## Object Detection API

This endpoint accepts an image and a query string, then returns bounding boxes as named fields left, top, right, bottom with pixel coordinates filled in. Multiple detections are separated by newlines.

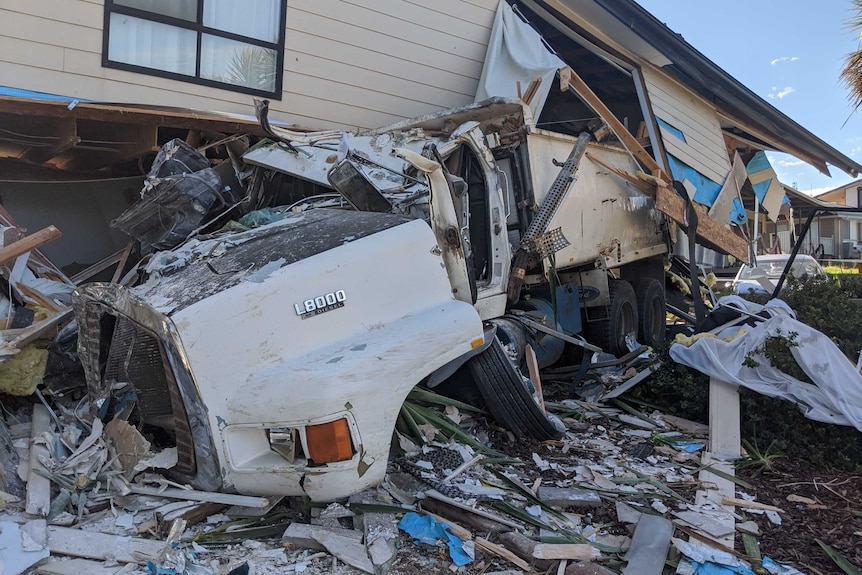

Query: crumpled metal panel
left=71, top=283, right=222, bottom=491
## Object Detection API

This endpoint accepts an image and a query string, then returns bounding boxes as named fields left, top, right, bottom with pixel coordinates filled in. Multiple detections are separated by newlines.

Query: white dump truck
left=73, top=98, right=670, bottom=500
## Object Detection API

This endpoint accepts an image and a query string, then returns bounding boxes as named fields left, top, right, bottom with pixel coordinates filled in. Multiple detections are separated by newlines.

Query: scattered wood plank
left=655, top=185, right=749, bottom=263
left=425, top=490, right=523, bottom=530
left=559, top=66, right=665, bottom=179
left=585, top=152, right=655, bottom=195
left=475, top=536, right=531, bottom=571
left=622, top=514, right=673, bottom=575
left=125, top=485, right=270, bottom=508
left=25, top=404, right=52, bottom=517
left=720, top=497, right=784, bottom=514
left=661, top=414, right=709, bottom=435
left=47, top=526, right=163, bottom=564
left=35, top=558, right=134, bottom=575
left=497, top=531, right=554, bottom=571
left=522, top=77, right=542, bottom=106
left=532, top=543, right=600, bottom=561
left=536, top=486, right=602, bottom=509
left=14, top=283, right=64, bottom=313
left=525, top=344, right=545, bottom=412
left=420, top=498, right=509, bottom=534
left=70, top=248, right=126, bottom=285
left=421, top=511, right=472, bottom=541
left=0, top=226, right=62, bottom=267
left=2, top=308, right=75, bottom=354
left=111, top=241, right=135, bottom=284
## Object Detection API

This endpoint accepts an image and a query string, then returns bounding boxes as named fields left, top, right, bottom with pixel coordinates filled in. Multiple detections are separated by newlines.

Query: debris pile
left=0, top=382, right=824, bottom=575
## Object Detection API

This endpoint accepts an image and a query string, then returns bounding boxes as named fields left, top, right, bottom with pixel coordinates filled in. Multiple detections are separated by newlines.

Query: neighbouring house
left=811, top=179, right=862, bottom=259
left=1, top=0, right=860, bottom=271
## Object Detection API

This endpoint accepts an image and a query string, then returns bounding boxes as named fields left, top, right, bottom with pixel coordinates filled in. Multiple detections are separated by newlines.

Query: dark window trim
left=102, top=0, right=287, bottom=99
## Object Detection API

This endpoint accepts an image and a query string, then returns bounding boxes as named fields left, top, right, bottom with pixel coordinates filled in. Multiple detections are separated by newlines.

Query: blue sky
left=635, top=0, right=862, bottom=196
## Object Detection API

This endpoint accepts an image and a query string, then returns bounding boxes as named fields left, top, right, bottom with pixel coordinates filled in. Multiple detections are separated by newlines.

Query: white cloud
left=768, top=86, right=795, bottom=99
left=770, top=56, right=800, bottom=66
left=851, top=145, right=862, bottom=156
left=774, top=158, right=804, bottom=168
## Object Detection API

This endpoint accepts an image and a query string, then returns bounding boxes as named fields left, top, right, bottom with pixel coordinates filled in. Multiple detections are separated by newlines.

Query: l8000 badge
left=294, top=290, right=347, bottom=319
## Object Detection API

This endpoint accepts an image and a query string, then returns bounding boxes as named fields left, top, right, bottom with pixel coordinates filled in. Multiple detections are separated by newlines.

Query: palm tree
left=224, top=46, right=277, bottom=92
left=841, top=1, right=862, bottom=111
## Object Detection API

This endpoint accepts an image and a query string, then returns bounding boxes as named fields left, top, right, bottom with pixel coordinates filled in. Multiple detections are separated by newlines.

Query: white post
left=753, top=195, right=760, bottom=255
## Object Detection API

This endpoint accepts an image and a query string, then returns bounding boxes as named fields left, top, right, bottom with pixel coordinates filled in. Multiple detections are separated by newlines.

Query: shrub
left=631, top=274, right=862, bottom=470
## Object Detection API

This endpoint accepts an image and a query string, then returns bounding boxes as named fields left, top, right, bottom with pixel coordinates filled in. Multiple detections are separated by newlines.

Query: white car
left=732, top=254, right=826, bottom=295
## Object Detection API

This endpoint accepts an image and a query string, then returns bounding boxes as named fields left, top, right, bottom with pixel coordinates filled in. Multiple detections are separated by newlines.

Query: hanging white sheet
left=475, top=1, right=564, bottom=119
left=671, top=296, right=862, bottom=432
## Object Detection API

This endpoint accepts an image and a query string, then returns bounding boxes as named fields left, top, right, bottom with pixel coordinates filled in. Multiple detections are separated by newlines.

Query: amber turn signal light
left=305, top=418, right=354, bottom=464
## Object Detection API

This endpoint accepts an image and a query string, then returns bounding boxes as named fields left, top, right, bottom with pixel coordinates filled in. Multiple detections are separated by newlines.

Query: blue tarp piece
left=746, top=151, right=790, bottom=205
left=670, top=441, right=705, bottom=453
left=665, top=155, right=748, bottom=224
left=0, top=86, right=89, bottom=102
left=398, top=512, right=473, bottom=566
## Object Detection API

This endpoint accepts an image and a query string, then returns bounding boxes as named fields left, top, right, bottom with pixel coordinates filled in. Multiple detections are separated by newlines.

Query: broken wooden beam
left=0, top=226, right=61, bottom=267
left=475, top=536, right=531, bottom=571
left=560, top=66, right=665, bottom=180
left=656, top=184, right=749, bottom=263
left=561, top=65, right=750, bottom=263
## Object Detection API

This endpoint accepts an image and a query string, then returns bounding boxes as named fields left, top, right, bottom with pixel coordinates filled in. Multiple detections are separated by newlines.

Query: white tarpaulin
left=475, top=1, right=564, bottom=119
left=671, top=296, right=862, bottom=432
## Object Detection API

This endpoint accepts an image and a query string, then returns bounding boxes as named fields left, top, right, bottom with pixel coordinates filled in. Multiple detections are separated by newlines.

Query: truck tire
left=467, top=337, right=564, bottom=440
left=636, top=277, right=666, bottom=347
left=588, top=279, right=638, bottom=356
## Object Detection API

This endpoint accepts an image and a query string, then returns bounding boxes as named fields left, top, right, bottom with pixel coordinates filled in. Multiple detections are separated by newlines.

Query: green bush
left=631, top=275, right=862, bottom=471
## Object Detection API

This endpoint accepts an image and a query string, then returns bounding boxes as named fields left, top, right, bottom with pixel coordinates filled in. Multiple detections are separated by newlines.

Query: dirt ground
left=737, top=460, right=862, bottom=575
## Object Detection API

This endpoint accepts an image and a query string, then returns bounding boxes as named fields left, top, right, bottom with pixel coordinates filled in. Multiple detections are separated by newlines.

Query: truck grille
left=104, top=316, right=197, bottom=476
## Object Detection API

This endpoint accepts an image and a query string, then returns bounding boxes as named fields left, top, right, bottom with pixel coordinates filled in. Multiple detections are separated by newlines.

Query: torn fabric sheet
left=475, top=1, right=564, bottom=118
left=671, top=303, right=862, bottom=432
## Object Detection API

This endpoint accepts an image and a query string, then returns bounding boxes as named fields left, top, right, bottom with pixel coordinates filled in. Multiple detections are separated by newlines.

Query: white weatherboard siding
left=641, top=66, right=732, bottom=184
left=0, top=0, right=497, bottom=130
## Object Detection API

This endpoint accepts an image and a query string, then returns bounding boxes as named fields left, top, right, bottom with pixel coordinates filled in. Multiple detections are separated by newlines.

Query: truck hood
left=129, top=209, right=411, bottom=316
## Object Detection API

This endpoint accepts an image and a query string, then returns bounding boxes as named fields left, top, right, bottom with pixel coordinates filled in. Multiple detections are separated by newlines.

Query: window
left=103, top=0, right=286, bottom=97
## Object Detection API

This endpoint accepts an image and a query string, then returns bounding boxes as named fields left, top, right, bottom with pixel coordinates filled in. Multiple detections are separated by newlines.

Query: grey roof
left=585, top=0, right=862, bottom=178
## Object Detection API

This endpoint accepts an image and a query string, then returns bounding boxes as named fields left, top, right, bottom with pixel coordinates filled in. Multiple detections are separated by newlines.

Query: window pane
left=114, top=0, right=198, bottom=21
left=203, top=0, right=280, bottom=43
left=108, top=14, right=197, bottom=76
left=200, top=35, right=277, bottom=92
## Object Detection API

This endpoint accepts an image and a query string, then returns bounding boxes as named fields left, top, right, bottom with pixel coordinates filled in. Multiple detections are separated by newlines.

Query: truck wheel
left=636, top=278, right=666, bottom=347
left=588, top=279, right=638, bottom=356
left=467, top=337, right=564, bottom=440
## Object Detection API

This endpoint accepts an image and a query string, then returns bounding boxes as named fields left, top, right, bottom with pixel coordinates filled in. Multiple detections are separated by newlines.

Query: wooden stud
left=14, top=282, right=64, bottom=313
left=475, top=537, right=531, bottom=571
left=559, top=66, right=666, bottom=179
left=0, top=226, right=62, bottom=267
left=525, top=344, right=545, bottom=412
